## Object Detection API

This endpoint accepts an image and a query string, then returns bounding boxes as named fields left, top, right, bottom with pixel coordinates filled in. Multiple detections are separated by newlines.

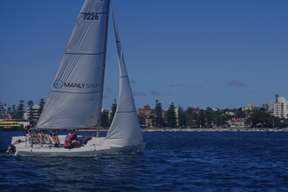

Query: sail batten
left=36, top=0, right=110, bottom=130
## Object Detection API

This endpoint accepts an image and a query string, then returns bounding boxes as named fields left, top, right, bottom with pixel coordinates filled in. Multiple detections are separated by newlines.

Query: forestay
left=37, top=0, right=110, bottom=129
left=106, top=11, right=143, bottom=146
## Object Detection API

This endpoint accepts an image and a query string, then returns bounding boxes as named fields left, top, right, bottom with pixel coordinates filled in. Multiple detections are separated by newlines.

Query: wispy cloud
left=227, top=80, right=248, bottom=88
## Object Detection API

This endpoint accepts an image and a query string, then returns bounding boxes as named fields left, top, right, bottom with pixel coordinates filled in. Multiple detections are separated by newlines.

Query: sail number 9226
left=81, top=12, right=99, bottom=20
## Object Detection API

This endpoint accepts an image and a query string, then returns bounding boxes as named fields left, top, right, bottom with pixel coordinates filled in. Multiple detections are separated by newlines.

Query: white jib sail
left=37, top=0, right=110, bottom=129
left=106, top=11, right=143, bottom=146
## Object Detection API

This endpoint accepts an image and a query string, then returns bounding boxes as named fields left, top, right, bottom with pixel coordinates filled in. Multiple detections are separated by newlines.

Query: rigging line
left=55, top=56, right=77, bottom=82
left=62, top=56, right=80, bottom=83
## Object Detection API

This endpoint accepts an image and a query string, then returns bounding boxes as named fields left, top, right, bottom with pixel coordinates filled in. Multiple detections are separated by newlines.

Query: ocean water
left=1, top=131, right=288, bottom=192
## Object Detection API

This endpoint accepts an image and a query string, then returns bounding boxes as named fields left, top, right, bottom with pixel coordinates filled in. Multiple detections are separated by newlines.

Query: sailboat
left=8, top=0, right=144, bottom=156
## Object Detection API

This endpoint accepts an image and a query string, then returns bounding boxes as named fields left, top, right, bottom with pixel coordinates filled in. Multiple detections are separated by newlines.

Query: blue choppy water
left=1, top=131, right=288, bottom=192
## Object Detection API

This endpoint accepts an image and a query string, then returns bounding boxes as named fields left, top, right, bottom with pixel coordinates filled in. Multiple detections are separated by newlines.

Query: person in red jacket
left=64, top=130, right=81, bottom=149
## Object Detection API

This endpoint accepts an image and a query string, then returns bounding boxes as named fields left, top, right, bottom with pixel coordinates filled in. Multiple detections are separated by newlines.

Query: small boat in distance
left=8, top=0, right=144, bottom=156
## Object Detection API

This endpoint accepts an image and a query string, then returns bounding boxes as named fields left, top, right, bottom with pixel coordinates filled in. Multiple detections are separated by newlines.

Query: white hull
left=10, top=136, right=145, bottom=157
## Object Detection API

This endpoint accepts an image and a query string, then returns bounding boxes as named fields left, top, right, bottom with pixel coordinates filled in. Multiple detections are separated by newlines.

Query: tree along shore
left=1, top=99, right=288, bottom=130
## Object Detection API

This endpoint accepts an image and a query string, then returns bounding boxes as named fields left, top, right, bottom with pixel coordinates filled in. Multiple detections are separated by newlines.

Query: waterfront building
left=225, top=111, right=235, bottom=116
left=271, top=95, right=288, bottom=119
left=24, top=104, right=41, bottom=124
left=0, top=102, right=7, bottom=119
left=228, top=117, right=246, bottom=128
left=242, top=104, right=256, bottom=112
left=138, top=105, right=155, bottom=128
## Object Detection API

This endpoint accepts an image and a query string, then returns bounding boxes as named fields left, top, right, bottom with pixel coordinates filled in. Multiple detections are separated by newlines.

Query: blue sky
left=0, top=0, right=288, bottom=109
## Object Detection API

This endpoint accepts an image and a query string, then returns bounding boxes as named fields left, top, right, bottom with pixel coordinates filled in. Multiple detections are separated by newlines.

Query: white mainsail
left=37, top=0, right=110, bottom=129
left=106, top=11, right=143, bottom=146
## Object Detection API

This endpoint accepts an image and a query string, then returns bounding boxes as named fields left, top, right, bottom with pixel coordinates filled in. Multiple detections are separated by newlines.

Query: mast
left=106, top=10, right=143, bottom=146
left=36, top=0, right=110, bottom=130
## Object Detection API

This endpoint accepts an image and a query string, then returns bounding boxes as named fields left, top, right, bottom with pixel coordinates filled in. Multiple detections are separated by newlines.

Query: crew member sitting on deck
left=64, top=130, right=81, bottom=149
left=49, top=130, right=60, bottom=147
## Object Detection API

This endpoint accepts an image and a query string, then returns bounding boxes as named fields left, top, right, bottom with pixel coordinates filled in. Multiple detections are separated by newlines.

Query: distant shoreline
left=2, top=128, right=288, bottom=132
left=82, top=127, right=288, bottom=132
left=144, top=128, right=288, bottom=132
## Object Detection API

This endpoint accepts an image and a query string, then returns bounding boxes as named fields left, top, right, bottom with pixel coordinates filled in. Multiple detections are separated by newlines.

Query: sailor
left=64, top=130, right=81, bottom=149
left=37, top=131, right=45, bottom=144
left=49, top=130, right=60, bottom=147
left=25, top=128, right=32, bottom=143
